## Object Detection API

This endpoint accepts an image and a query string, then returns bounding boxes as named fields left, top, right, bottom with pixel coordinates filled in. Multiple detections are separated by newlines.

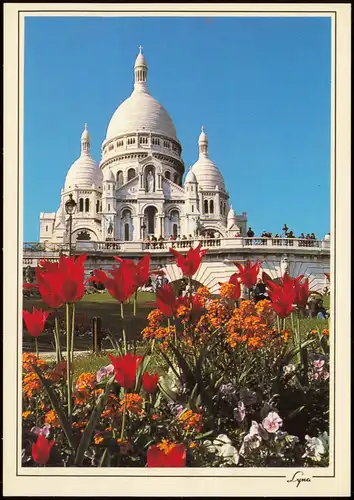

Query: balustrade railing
left=23, top=237, right=327, bottom=255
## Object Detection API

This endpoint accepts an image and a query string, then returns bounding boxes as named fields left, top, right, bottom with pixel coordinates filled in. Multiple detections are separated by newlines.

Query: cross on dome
left=138, top=45, right=143, bottom=53
left=198, top=125, right=208, bottom=157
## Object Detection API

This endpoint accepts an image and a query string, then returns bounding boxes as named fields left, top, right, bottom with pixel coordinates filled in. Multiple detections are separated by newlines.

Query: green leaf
left=98, top=448, right=109, bottom=467
left=169, top=343, right=196, bottom=391
left=31, top=364, right=75, bottom=450
left=135, top=352, right=152, bottom=393
left=158, top=348, right=183, bottom=383
left=74, top=374, right=115, bottom=466
left=157, top=379, right=183, bottom=403
left=194, top=430, right=214, bottom=441
left=188, top=383, right=200, bottom=412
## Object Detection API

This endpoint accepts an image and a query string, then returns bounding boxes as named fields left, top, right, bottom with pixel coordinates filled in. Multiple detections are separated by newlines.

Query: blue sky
left=24, top=16, right=331, bottom=241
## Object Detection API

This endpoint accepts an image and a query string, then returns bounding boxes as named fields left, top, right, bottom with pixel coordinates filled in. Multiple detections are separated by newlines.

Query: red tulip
left=267, top=284, right=296, bottom=318
left=39, top=255, right=87, bottom=304
left=294, top=278, right=310, bottom=307
left=32, top=434, right=54, bottom=465
left=147, top=443, right=186, bottom=467
left=169, top=243, right=207, bottom=277
left=108, top=352, right=143, bottom=389
left=114, top=254, right=165, bottom=289
left=23, top=307, right=50, bottom=337
left=90, top=262, right=137, bottom=303
left=35, top=266, right=64, bottom=308
left=156, top=284, right=178, bottom=317
left=142, top=372, right=159, bottom=393
left=234, top=260, right=261, bottom=289
left=325, top=273, right=330, bottom=282
left=228, top=273, right=241, bottom=299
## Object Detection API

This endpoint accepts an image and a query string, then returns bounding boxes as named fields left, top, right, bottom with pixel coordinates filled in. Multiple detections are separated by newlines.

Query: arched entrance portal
left=144, top=206, right=158, bottom=236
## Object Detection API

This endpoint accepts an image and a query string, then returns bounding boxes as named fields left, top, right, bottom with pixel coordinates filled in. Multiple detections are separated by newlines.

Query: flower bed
left=22, top=249, right=330, bottom=467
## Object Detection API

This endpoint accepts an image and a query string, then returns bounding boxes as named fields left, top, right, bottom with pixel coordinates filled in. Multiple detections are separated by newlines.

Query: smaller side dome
left=103, top=167, right=115, bottom=182
left=227, top=205, right=236, bottom=220
left=185, top=166, right=197, bottom=183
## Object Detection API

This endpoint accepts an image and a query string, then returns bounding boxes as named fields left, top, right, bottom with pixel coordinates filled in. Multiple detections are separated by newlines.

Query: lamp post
left=65, top=194, right=77, bottom=257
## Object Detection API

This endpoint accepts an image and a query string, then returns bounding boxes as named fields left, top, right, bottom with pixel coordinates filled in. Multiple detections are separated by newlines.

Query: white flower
left=159, top=369, right=182, bottom=394
left=219, top=444, right=240, bottom=465
left=30, top=424, right=51, bottom=438
left=204, top=435, right=239, bottom=465
left=302, top=435, right=327, bottom=461
left=283, top=364, right=296, bottom=375
left=262, top=412, right=283, bottom=433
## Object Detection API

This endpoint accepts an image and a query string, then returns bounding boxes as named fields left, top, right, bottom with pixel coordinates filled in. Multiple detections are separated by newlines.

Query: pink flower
left=313, top=359, right=325, bottom=370
left=30, top=424, right=51, bottom=438
left=262, top=412, right=283, bottom=434
left=233, top=401, right=246, bottom=422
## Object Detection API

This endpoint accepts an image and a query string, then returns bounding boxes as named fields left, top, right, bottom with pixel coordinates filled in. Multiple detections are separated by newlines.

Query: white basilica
left=39, top=48, right=247, bottom=245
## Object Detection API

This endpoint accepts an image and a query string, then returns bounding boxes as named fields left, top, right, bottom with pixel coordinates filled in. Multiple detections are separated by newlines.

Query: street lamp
left=65, top=194, right=77, bottom=256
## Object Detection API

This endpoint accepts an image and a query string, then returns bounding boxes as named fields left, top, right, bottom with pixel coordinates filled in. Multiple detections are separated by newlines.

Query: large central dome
left=105, top=48, right=177, bottom=142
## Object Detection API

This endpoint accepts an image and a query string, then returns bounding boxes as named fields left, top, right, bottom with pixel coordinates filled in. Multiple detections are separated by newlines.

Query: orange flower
left=120, top=393, right=143, bottom=415
left=94, top=434, right=104, bottom=444
left=23, top=372, right=42, bottom=398
left=45, top=409, right=60, bottom=428
left=22, top=410, right=31, bottom=419
left=147, top=309, right=164, bottom=327
left=22, top=353, right=48, bottom=373
left=176, top=304, right=191, bottom=323
left=196, top=286, right=211, bottom=300
left=72, top=420, right=88, bottom=429
left=178, top=409, right=203, bottom=433
left=322, top=328, right=329, bottom=337
left=189, top=442, right=198, bottom=449
left=74, top=372, right=96, bottom=405
left=226, top=299, right=276, bottom=350
left=220, top=282, right=239, bottom=300
left=157, top=439, right=177, bottom=455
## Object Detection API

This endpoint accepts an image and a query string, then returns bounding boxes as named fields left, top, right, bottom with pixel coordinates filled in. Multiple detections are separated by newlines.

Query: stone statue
left=280, top=255, right=289, bottom=276
left=107, top=217, right=114, bottom=235
left=147, top=171, right=155, bottom=193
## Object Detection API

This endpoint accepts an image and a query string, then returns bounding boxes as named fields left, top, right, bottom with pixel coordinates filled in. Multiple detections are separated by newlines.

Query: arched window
left=220, top=202, right=223, bottom=214
left=96, top=200, right=100, bottom=213
left=79, top=198, right=84, bottom=212
left=117, top=171, right=124, bottom=186
left=173, top=173, right=178, bottom=184
left=165, top=171, right=171, bottom=180
left=85, top=198, right=89, bottom=212
left=173, top=224, right=178, bottom=239
left=108, top=204, right=111, bottom=211
left=100, top=201, right=102, bottom=212
left=45, top=225, right=48, bottom=232
left=210, top=200, right=214, bottom=214
left=127, top=168, right=136, bottom=181
left=192, top=205, right=194, bottom=212
left=204, top=200, right=209, bottom=214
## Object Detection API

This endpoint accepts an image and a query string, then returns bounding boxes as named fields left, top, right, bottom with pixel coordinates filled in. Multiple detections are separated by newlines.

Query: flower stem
left=133, top=291, right=137, bottom=317
left=54, top=315, right=62, bottom=363
left=120, top=302, right=127, bottom=354
left=70, top=302, right=76, bottom=364
left=35, top=338, right=39, bottom=357
left=276, top=315, right=280, bottom=334
left=120, top=392, right=126, bottom=441
left=66, top=303, right=72, bottom=420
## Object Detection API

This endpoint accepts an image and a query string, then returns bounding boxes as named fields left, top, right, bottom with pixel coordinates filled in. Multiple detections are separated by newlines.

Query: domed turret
left=185, top=166, right=197, bottom=184
left=65, top=124, right=102, bottom=190
left=103, top=167, right=115, bottom=182
left=191, top=126, right=226, bottom=191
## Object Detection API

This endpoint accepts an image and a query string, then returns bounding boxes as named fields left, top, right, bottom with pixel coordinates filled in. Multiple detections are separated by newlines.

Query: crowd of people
left=245, top=279, right=329, bottom=319
left=245, top=224, right=318, bottom=247
left=143, top=232, right=221, bottom=250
